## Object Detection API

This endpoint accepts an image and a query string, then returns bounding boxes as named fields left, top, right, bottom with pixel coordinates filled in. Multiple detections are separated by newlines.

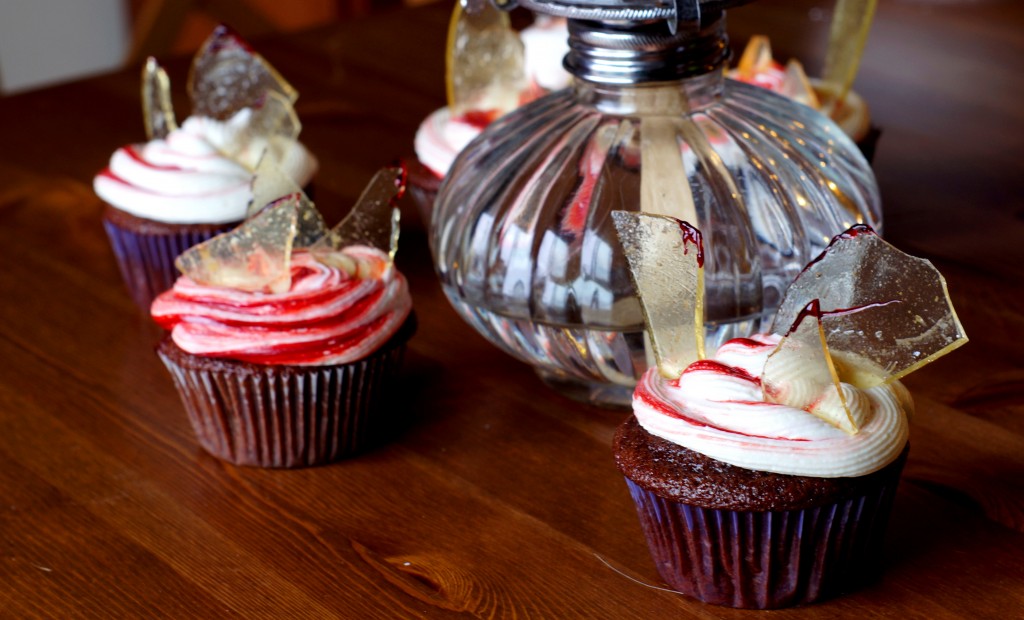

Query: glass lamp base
left=535, top=368, right=634, bottom=409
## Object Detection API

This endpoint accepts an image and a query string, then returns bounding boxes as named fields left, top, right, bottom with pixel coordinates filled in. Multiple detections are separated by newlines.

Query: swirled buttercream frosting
left=151, top=247, right=411, bottom=365
left=94, top=110, right=317, bottom=224
left=414, top=108, right=487, bottom=178
left=633, top=334, right=912, bottom=478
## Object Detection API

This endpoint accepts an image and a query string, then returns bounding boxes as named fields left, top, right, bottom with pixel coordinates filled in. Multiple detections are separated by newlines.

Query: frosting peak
left=634, top=335, right=911, bottom=478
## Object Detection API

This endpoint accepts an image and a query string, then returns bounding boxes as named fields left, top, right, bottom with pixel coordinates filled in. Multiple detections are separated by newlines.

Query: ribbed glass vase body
left=431, top=70, right=880, bottom=407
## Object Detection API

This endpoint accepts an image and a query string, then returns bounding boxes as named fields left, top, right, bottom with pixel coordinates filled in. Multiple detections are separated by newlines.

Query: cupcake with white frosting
left=96, top=25, right=318, bottom=310
left=408, top=14, right=571, bottom=221
left=611, top=217, right=967, bottom=608
left=615, top=335, right=912, bottom=607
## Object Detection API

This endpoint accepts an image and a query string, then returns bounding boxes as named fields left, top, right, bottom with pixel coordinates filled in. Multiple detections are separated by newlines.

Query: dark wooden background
left=0, top=0, right=1021, bottom=616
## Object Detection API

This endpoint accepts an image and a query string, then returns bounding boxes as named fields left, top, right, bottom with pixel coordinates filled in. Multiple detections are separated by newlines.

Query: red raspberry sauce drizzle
left=223, top=313, right=393, bottom=365
left=683, top=359, right=760, bottom=385
left=154, top=249, right=410, bottom=365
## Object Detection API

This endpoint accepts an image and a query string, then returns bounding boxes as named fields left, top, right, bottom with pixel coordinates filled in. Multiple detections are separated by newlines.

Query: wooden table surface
left=1, top=1, right=1022, bottom=617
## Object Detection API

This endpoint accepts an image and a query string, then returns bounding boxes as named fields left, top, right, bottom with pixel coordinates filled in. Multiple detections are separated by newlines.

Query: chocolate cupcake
left=617, top=434, right=904, bottom=607
left=96, top=25, right=317, bottom=309
left=152, top=167, right=413, bottom=468
left=154, top=243, right=414, bottom=467
left=609, top=216, right=968, bottom=609
left=156, top=311, right=415, bottom=468
left=614, top=335, right=913, bottom=608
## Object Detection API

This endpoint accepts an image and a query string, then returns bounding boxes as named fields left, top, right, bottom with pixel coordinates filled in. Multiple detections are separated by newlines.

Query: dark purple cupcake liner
left=102, top=206, right=238, bottom=310
left=623, top=452, right=905, bottom=609
left=156, top=316, right=415, bottom=468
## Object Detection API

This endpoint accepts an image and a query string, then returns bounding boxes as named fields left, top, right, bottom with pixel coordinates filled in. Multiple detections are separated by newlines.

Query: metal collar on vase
left=474, top=0, right=754, bottom=84
left=486, top=0, right=752, bottom=33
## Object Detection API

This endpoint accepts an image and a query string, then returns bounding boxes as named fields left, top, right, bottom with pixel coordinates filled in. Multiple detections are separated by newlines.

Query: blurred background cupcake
left=408, top=9, right=571, bottom=224
left=95, top=25, right=318, bottom=310
left=727, top=35, right=878, bottom=159
left=152, top=167, right=414, bottom=468
left=727, top=0, right=882, bottom=162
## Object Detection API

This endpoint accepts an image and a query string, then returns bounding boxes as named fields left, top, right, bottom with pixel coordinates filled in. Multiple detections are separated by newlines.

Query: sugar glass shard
left=142, top=57, right=177, bottom=140
left=445, top=0, right=525, bottom=117
left=612, top=211, right=705, bottom=379
left=764, top=300, right=856, bottom=434
left=176, top=197, right=299, bottom=294
left=250, top=154, right=326, bottom=246
left=820, top=303, right=902, bottom=389
left=773, top=224, right=968, bottom=386
left=313, top=166, right=405, bottom=260
left=822, top=0, right=877, bottom=102
left=736, top=34, right=774, bottom=79
left=640, top=116, right=699, bottom=226
left=215, top=90, right=301, bottom=171
left=780, top=59, right=820, bottom=108
left=188, top=24, right=297, bottom=121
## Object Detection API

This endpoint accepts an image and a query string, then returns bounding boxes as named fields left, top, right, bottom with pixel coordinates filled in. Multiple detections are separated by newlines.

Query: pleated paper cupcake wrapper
left=156, top=321, right=413, bottom=468
left=102, top=211, right=237, bottom=310
left=624, top=459, right=905, bottom=609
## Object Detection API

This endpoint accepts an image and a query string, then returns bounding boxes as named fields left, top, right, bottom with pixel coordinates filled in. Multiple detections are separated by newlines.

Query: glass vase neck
left=572, top=71, right=724, bottom=115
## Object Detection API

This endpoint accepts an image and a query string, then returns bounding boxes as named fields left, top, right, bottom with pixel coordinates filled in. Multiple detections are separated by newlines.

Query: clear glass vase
left=430, top=17, right=880, bottom=408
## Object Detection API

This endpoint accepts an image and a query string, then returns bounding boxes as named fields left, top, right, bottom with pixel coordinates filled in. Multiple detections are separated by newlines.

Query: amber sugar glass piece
left=445, top=0, right=524, bottom=117
left=249, top=155, right=326, bottom=246
left=188, top=23, right=297, bottom=121
left=823, top=0, right=878, bottom=105
left=612, top=212, right=705, bottom=380
left=142, top=57, right=177, bottom=140
left=311, top=166, right=405, bottom=279
left=770, top=225, right=967, bottom=388
left=780, top=59, right=820, bottom=108
left=175, top=196, right=300, bottom=294
left=735, top=34, right=774, bottom=79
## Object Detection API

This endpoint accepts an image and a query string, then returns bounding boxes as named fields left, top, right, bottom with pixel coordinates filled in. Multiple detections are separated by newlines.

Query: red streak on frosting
left=683, top=359, right=760, bottom=385
left=220, top=313, right=392, bottom=365
left=724, top=337, right=766, bottom=349
left=638, top=378, right=796, bottom=441
left=459, top=110, right=499, bottom=129
left=180, top=285, right=386, bottom=332
left=635, top=382, right=710, bottom=428
left=97, top=165, right=245, bottom=199
left=125, top=145, right=185, bottom=171
left=153, top=249, right=409, bottom=365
